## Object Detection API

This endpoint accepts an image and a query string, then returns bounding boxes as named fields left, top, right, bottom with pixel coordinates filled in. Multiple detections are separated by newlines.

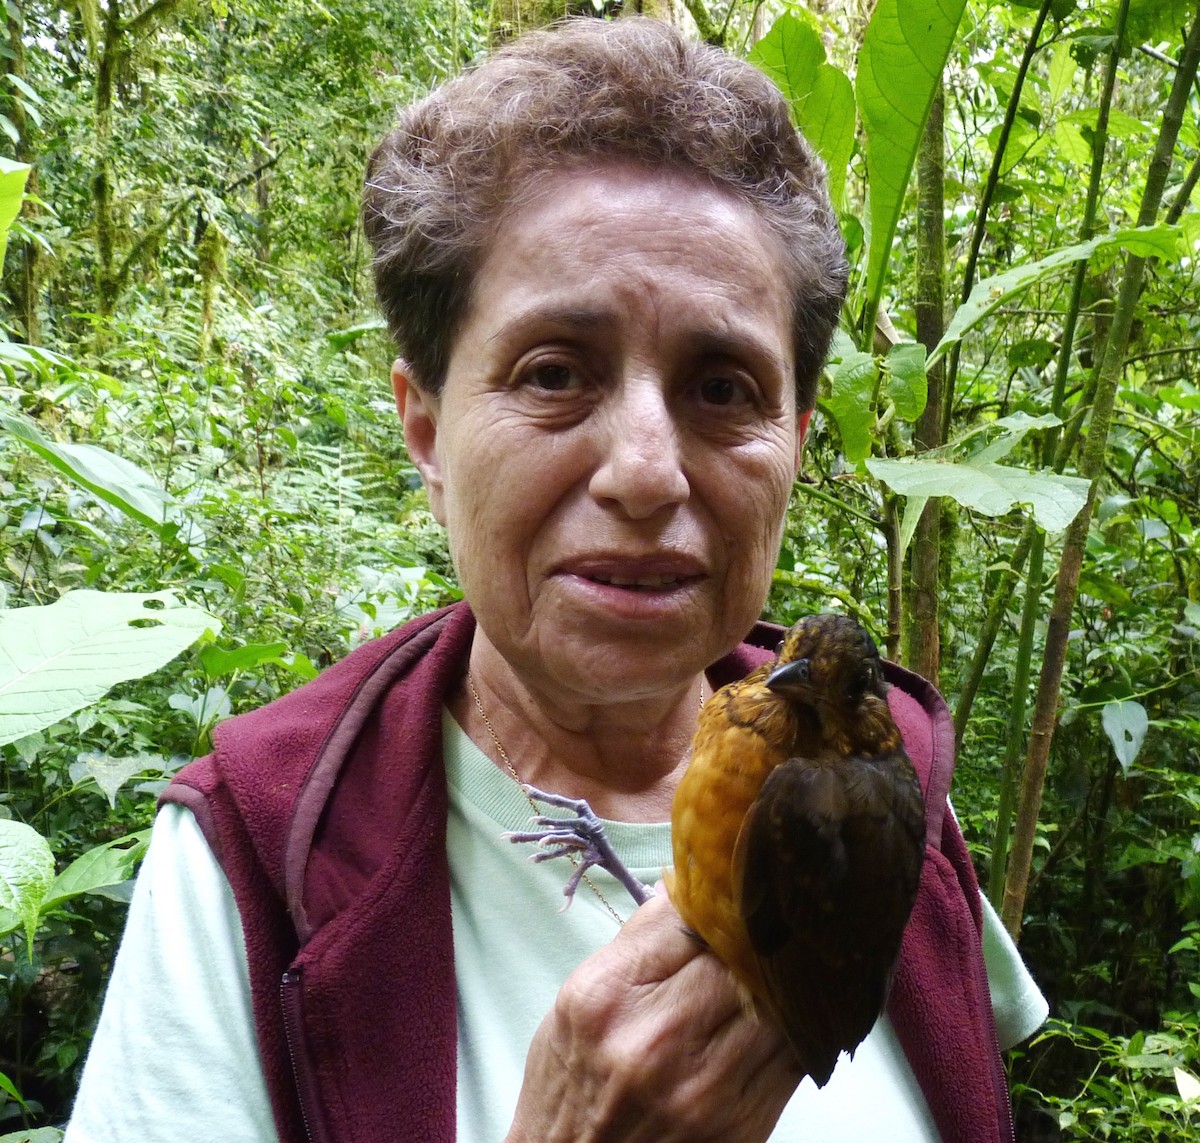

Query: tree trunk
left=93, top=0, right=121, bottom=316
left=92, top=0, right=189, bottom=317
left=3, top=6, right=39, bottom=342
left=904, top=83, right=945, bottom=683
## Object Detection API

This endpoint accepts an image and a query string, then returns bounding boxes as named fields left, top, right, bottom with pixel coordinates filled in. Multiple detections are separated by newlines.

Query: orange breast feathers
left=668, top=614, right=926, bottom=1088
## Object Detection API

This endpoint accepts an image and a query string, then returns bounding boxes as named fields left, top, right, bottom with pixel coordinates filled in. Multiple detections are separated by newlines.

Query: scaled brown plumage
left=668, top=613, right=925, bottom=1087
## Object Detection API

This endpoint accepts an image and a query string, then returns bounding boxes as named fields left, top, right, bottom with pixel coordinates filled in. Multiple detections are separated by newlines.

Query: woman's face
left=396, top=164, right=801, bottom=706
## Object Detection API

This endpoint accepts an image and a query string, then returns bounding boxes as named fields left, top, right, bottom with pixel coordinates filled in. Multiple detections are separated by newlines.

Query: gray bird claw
left=503, top=784, right=652, bottom=908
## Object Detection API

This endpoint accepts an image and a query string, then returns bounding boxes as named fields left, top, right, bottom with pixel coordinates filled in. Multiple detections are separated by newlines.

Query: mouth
left=561, top=555, right=706, bottom=596
left=582, top=572, right=690, bottom=592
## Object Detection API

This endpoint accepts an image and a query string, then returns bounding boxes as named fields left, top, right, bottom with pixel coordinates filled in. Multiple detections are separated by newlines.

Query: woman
left=66, top=17, right=1045, bottom=1143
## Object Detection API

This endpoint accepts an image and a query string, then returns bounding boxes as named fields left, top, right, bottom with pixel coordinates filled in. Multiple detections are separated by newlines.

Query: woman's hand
left=504, top=887, right=801, bottom=1143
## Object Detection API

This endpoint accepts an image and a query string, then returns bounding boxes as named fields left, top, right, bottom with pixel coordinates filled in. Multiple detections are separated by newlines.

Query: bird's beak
left=766, top=658, right=811, bottom=696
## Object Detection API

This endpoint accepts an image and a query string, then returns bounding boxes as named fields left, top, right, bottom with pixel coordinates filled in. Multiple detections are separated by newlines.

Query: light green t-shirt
left=66, top=711, right=1047, bottom=1142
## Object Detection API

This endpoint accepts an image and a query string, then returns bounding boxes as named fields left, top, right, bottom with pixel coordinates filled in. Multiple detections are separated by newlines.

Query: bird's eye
left=775, top=639, right=785, bottom=655
left=847, top=665, right=875, bottom=704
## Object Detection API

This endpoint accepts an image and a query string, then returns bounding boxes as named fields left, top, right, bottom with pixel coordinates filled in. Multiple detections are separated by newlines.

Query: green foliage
left=856, top=0, right=967, bottom=328
left=1016, top=1014, right=1200, bottom=1138
left=749, top=14, right=855, bottom=211
left=0, top=0, right=476, bottom=1128
left=0, top=592, right=220, bottom=745
left=0, top=160, right=30, bottom=270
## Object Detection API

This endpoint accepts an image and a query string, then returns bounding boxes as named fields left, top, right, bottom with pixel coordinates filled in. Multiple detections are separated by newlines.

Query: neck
left=451, top=631, right=707, bottom=823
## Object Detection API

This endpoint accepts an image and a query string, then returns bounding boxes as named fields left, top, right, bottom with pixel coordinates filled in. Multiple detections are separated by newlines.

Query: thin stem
left=942, top=0, right=1054, bottom=443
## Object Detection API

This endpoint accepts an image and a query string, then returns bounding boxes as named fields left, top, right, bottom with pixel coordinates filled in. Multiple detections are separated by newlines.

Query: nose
left=588, top=378, right=689, bottom=520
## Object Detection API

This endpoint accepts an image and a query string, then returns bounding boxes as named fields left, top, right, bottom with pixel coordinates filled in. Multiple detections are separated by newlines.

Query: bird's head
left=764, top=615, right=890, bottom=736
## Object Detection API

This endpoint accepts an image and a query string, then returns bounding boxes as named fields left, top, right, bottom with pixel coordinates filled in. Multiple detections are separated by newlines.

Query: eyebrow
left=686, top=329, right=790, bottom=374
left=486, top=306, right=614, bottom=345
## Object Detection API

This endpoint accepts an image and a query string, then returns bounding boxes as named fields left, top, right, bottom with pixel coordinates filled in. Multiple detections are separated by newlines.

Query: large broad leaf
left=0, top=157, right=30, bottom=271
left=750, top=14, right=856, bottom=211
left=884, top=342, right=928, bottom=421
left=867, top=456, right=1090, bottom=533
left=0, top=1128, right=64, bottom=1142
left=75, top=750, right=163, bottom=809
left=0, top=409, right=202, bottom=545
left=824, top=350, right=877, bottom=463
left=0, top=820, right=54, bottom=952
left=929, top=225, right=1183, bottom=368
left=1128, top=0, right=1194, bottom=43
left=40, top=829, right=151, bottom=915
left=1175, top=1066, right=1200, bottom=1104
left=857, top=0, right=967, bottom=313
left=1101, top=700, right=1149, bottom=776
left=965, top=412, right=1063, bottom=464
left=0, top=591, right=220, bottom=745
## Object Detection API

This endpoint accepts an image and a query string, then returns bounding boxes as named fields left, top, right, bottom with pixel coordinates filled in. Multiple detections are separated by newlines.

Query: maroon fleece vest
left=162, top=602, right=1014, bottom=1143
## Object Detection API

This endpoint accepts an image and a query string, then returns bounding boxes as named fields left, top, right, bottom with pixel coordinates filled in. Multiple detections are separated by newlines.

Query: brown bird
left=668, top=613, right=925, bottom=1086
left=508, top=613, right=924, bottom=1087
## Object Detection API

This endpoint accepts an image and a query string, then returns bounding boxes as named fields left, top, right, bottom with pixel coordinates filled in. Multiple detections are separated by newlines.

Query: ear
left=392, top=359, right=447, bottom=523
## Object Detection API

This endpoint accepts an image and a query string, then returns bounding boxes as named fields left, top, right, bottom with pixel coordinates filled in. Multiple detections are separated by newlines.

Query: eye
left=846, top=663, right=875, bottom=704
left=697, top=374, right=747, bottom=407
left=525, top=362, right=577, bottom=392
left=775, top=639, right=785, bottom=655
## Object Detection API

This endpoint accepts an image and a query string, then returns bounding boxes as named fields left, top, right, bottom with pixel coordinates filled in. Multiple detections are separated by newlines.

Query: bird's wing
left=732, top=751, right=925, bottom=1086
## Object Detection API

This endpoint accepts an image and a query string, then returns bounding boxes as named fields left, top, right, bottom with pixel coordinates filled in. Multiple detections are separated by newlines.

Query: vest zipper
left=280, top=967, right=327, bottom=1143
left=992, top=1010, right=1017, bottom=1143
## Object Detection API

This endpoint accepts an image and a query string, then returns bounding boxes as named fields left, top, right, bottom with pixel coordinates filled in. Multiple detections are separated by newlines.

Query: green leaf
left=824, top=350, right=877, bottom=463
left=0, top=1128, right=64, bottom=1142
left=0, top=409, right=191, bottom=540
left=1111, top=226, right=1181, bottom=261
left=0, top=819, right=54, bottom=952
left=40, top=829, right=150, bottom=915
left=866, top=457, right=1091, bottom=532
left=857, top=0, right=968, bottom=314
left=967, top=412, right=1062, bottom=464
left=199, top=641, right=289, bottom=680
left=1053, top=120, right=1091, bottom=166
left=0, top=590, right=221, bottom=746
left=929, top=226, right=1183, bottom=368
left=325, top=317, right=386, bottom=350
left=750, top=14, right=856, bottom=211
left=1101, top=700, right=1148, bottom=776
left=0, top=157, right=31, bottom=271
left=0, top=1070, right=30, bottom=1111
left=1175, top=1066, right=1200, bottom=1103
left=4, top=74, right=42, bottom=106
left=75, top=751, right=161, bottom=809
left=1047, top=39, right=1077, bottom=106
left=897, top=493, right=929, bottom=564
left=1127, top=0, right=1194, bottom=43
left=884, top=342, right=927, bottom=421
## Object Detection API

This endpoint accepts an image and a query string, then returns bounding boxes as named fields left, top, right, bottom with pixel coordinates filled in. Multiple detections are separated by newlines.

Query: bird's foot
left=504, top=786, right=652, bottom=909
